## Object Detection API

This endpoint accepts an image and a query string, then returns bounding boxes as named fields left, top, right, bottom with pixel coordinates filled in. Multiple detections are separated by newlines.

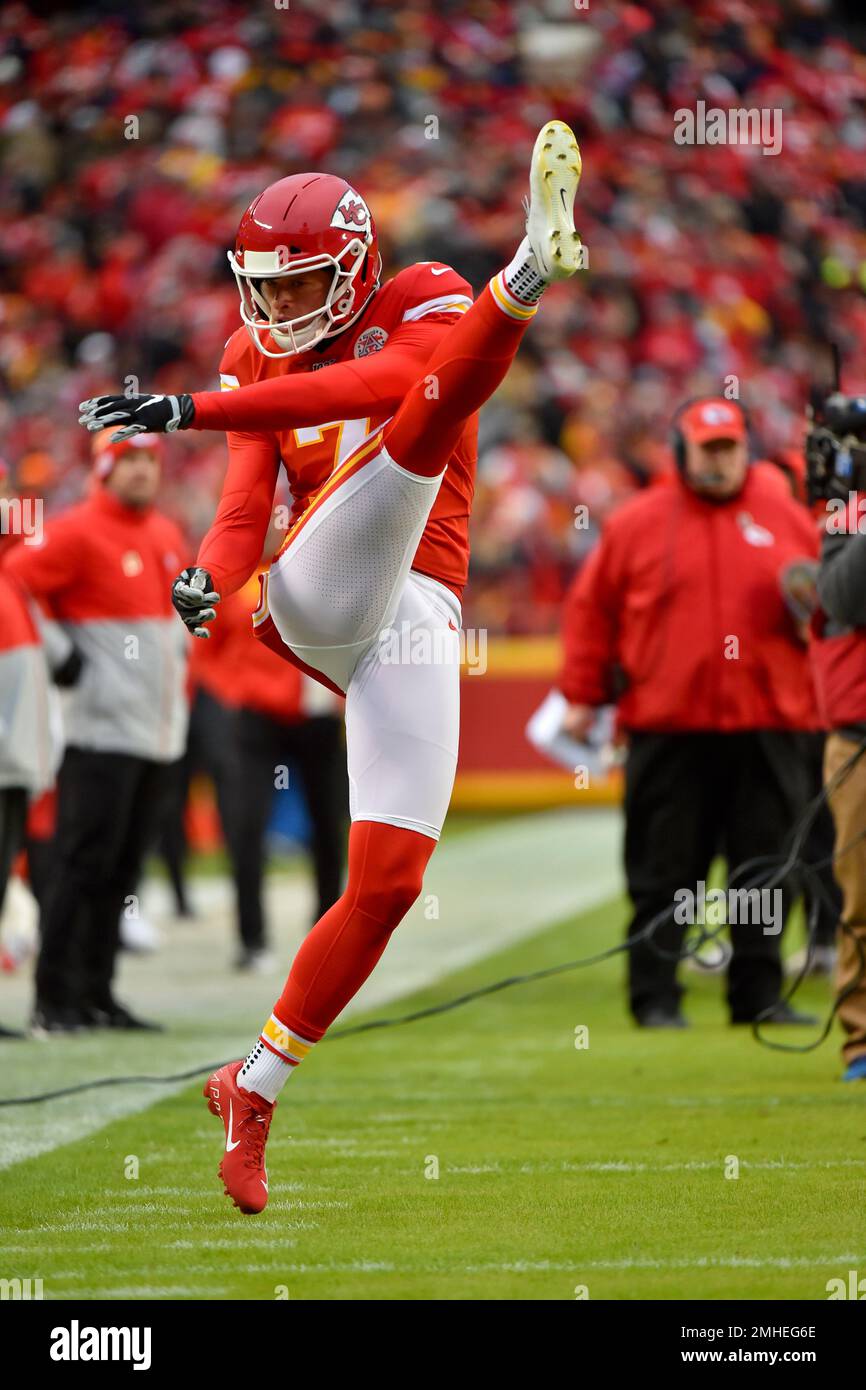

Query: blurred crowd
left=2, top=0, right=866, bottom=632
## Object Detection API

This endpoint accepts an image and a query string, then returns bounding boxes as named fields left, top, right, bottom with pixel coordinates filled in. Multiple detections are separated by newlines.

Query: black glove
left=79, top=393, right=195, bottom=442
left=171, top=567, right=220, bottom=638
left=53, top=648, right=84, bottom=689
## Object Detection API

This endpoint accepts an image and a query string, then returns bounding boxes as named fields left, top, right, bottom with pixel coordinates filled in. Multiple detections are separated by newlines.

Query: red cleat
left=203, top=1061, right=275, bottom=1214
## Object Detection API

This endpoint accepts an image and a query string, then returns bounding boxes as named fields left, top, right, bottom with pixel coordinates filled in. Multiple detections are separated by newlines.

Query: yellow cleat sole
left=528, top=120, right=583, bottom=279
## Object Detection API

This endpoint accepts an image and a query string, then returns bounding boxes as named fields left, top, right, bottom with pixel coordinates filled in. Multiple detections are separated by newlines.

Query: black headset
left=670, top=396, right=752, bottom=473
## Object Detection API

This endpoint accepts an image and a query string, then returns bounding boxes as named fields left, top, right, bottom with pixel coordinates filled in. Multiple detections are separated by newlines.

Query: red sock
left=273, top=820, right=436, bottom=1041
left=383, top=282, right=533, bottom=476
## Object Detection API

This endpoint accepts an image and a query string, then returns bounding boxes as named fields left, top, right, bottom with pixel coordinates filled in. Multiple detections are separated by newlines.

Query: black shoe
left=103, top=1004, right=164, bottom=1032
left=635, top=1006, right=689, bottom=1029
left=76, top=1003, right=103, bottom=1027
left=86, top=1000, right=164, bottom=1032
left=732, top=1002, right=819, bottom=1026
left=30, top=1004, right=86, bottom=1037
left=0, top=1023, right=25, bottom=1040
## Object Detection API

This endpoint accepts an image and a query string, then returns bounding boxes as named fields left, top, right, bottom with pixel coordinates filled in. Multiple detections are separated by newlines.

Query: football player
left=80, top=120, right=583, bottom=1213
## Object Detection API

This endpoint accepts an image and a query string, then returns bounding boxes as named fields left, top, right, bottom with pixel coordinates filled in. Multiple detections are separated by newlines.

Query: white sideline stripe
left=14, top=1255, right=866, bottom=1287
left=0, top=808, right=623, bottom=1170
left=88, top=1157, right=859, bottom=1183
left=463, top=1254, right=866, bottom=1273
left=519, top=1158, right=866, bottom=1174
left=576, top=1093, right=851, bottom=1109
left=71, top=1254, right=865, bottom=1279
left=68, top=1285, right=235, bottom=1299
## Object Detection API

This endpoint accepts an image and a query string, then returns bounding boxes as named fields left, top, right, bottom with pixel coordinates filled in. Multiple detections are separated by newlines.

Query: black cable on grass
left=3, top=739, right=865, bottom=1105
left=0, top=1063, right=236, bottom=1106
left=0, top=936, right=655, bottom=1107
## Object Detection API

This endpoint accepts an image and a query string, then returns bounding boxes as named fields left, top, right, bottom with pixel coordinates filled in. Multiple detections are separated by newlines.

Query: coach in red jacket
left=559, top=398, right=819, bottom=1027
left=3, top=432, right=189, bottom=1034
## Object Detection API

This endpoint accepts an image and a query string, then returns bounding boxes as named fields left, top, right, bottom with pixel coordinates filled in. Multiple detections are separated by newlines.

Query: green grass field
left=1, top=833, right=863, bottom=1301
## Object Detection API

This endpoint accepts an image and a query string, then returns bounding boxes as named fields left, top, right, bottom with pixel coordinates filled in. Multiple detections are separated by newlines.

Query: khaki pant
left=824, top=732, right=866, bottom=1063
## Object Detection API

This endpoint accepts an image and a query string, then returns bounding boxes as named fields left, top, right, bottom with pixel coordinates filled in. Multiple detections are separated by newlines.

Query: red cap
left=678, top=398, right=747, bottom=445
left=92, top=430, right=164, bottom=479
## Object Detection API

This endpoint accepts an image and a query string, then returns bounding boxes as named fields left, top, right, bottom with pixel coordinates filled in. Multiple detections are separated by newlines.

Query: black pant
left=155, top=687, right=238, bottom=916
left=24, top=833, right=55, bottom=915
left=624, top=731, right=811, bottom=1021
left=801, top=732, right=842, bottom=948
left=224, top=709, right=348, bottom=951
left=154, top=755, right=193, bottom=915
left=0, top=786, right=27, bottom=918
left=35, top=747, right=176, bottom=1011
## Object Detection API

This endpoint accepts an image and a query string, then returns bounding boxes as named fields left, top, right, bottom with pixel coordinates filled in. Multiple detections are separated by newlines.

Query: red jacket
left=0, top=569, right=53, bottom=791
left=3, top=486, right=190, bottom=761
left=810, top=611, right=866, bottom=729
left=559, top=465, right=819, bottom=733
left=0, top=568, right=40, bottom=656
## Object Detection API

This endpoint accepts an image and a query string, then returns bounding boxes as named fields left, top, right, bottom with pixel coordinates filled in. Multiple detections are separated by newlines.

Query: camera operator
left=808, top=392, right=866, bottom=1081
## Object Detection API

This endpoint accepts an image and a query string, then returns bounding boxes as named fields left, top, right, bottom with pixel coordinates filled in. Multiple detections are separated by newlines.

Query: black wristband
left=177, top=394, right=196, bottom=429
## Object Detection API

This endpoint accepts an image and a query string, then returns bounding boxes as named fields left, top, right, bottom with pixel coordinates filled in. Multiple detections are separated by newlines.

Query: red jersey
left=192, top=262, right=476, bottom=599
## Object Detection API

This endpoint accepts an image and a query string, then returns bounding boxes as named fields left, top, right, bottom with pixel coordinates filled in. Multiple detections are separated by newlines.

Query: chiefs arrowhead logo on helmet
left=331, top=189, right=372, bottom=237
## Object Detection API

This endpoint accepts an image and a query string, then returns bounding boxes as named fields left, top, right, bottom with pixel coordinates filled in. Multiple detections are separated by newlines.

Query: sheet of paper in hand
left=525, top=691, right=618, bottom=778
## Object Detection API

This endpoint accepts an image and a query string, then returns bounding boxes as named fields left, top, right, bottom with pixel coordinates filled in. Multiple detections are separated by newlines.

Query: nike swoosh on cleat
left=226, top=1098, right=241, bottom=1152
left=560, top=187, right=570, bottom=215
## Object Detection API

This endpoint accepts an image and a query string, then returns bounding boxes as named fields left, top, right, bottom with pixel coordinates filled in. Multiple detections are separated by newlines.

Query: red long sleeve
left=196, top=431, right=280, bottom=596
left=190, top=321, right=452, bottom=432
left=558, top=544, right=620, bottom=706
left=3, top=514, right=82, bottom=610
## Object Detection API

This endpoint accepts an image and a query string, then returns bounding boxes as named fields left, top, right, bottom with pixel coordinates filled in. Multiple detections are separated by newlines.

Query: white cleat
left=525, top=120, right=583, bottom=280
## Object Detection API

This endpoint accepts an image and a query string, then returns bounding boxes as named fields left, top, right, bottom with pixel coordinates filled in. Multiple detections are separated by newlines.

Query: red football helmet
left=228, top=172, right=381, bottom=357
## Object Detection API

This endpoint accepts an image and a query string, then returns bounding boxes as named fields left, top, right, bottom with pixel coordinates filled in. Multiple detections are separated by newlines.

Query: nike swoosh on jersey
left=430, top=267, right=449, bottom=275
